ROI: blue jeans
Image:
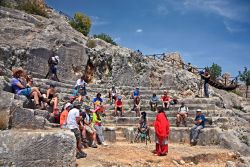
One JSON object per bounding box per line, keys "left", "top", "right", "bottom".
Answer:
{"left": 190, "top": 125, "right": 203, "bottom": 142}
{"left": 204, "top": 83, "right": 209, "bottom": 97}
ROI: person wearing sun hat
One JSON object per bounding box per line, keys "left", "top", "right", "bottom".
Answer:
{"left": 190, "top": 109, "right": 206, "bottom": 145}
{"left": 60, "top": 102, "right": 72, "bottom": 128}
{"left": 11, "top": 68, "right": 43, "bottom": 109}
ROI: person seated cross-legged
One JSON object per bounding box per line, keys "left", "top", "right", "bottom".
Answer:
{"left": 176, "top": 102, "right": 189, "bottom": 127}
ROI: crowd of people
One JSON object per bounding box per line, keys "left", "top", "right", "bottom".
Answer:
{"left": 10, "top": 67, "right": 207, "bottom": 159}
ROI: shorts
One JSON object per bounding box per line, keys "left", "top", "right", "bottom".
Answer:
{"left": 71, "top": 128, "right": 81, "bottom": 141}
{"left": 17, "top": 88, "right": 32, "bottom": 96}
{"left": 85, "top": 125, "right": 95, "bottom": 134}
{"left": 50, "top": 66, "right": 57, "bottom": 74}
{"left": 117, "top": 107, "right": 122, "bottom": 112}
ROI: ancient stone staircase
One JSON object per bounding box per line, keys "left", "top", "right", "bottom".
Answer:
{"left": 30, "top": 78, "right": 233, "bottom": 146}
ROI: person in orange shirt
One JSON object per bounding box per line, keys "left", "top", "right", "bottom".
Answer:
{"left": 161, "top": 91, "right": 171, "bottom": 110}
{"left": 60, "top": 102, "right": 72, "bottom": 128}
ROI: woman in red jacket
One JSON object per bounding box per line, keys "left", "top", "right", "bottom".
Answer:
{"left": 154, "top": 106, "right": 170, "bottom": 156}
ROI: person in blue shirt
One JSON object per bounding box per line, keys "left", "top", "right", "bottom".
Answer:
{"left": 93, "top": 93, "right": 103, "bottom": 109}
{"left": 190, "top": 109, "right": 206, "bottom": 145}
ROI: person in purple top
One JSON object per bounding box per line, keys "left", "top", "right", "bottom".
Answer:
{"left": 190, "top": 109, "right": 206, "bottom": 145}
{"left": 11, "top": 69, "right": 43, "bottom": 109}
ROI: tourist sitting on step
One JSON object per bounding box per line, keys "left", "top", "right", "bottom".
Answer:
{"left": 133, "top": 96, "right": 141, "bottom": 117}
{"left": 60, "top": 102, "right": 72, "bottom": 128}
{"left": 114, "top": 96, "right": 124, "bottom": 117}
{"left": 109, "top": 85, "right": 117, "bottom": 105}
{"left": 161, "top": 91, "right": 171, "bottom": 110}
{"left": 45, "top": 83, "right": 60, "bottom": 122}
{"left": 74, "top": 75, "right": 87, "bottom": 96}
{"left": 132, "top": 87, "right": 140, "bottom": 101}
{"left": 45, "top": 53, "right": 60, "bottom": 82}
{"left": 153, "top": 106, "right": 170, "bottom": 156}
{"left": 149, "top": 93, "right": 159, "bottom": 111}
{"left": 92, "top": 106, "right": 108, "bottom": 146}
{"left": 176, "top": 102, "right": 189, "bottom": 127}
{"left": 80, "top": 106, "right": 98, "bottom": 148}
{"left": 71, "top": 85, "right": 89, "bottom": 104}
{"left": 11, "top": 68, "right": 44, "bottom": 109}
{"left": 93, "top": 93, "right": 103, "bottom": 109}
{"left": 67, "top": 101, "right": 87, "bottom": 159}
{"left": 190, "top": 109, "right": 206, "bottom": 146}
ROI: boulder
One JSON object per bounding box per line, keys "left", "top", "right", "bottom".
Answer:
{"left": 11, "top": 106, "right": 47, "bottom": 129}
{"left": 0, "top": 91, "right": 14, "bottom": 130}
{"left": 0, "top": 129, "right": 76, "bottom": 166}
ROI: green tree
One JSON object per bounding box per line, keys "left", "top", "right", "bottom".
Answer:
{"left": 208, "top": 63, "right": 222, "bottom": 79}
{"left": 93, "top": 33, "right": 117, "bottom": 45}
{"left": 239, "top": 67, "right": 250, "bottom": 98}
{"left": 70, "top": 12, "right": 91, "bottom": 36}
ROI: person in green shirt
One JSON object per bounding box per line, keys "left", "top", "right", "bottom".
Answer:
{"left": 92, "top": 107, "right": 108, "bottom": 146}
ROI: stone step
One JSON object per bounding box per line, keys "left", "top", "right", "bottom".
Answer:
{"left": 116, "top": 136, "right": 127, "bottom": 142}
{"left": 103, "top": 116, "right": 226, "bottom": 127}
{"left": 121, "top": 126, "right": 221, "bottom": 146}
{"left": 106, "top": 109, "right": 226, "bottom": 118}
{"left": 33, "top": 78, "right": 178, "bottom": 91}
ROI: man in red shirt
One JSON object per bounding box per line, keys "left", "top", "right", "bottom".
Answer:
{"left": 114, "top": 96, "right": 124, "bottom": 117}
{"left": 161, "top": 91, "right": 171, "bottom": 110}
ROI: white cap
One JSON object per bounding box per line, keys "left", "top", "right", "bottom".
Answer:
{"left": 64, "top": 102, "right": 72, "bottom": 110}
{"left": 196, "top": 109, "right": 202, "bottom": 112}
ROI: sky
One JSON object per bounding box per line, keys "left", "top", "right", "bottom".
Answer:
{"left": 45, "top": 0, "right": 250, "bottom": 76}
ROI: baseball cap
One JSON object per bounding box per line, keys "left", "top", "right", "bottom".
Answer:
{"left": 64, "top": 102, "right": 72, "bottom": 110}
{"left": 196, "top": 109, "right": 202, "bottom": 112}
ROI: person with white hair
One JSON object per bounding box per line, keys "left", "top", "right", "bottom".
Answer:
{"left": 45, "top": 52, "right": 60, "bottom": 81}
{"left": 190, "top": 109, "right": 206, "bottom": 145}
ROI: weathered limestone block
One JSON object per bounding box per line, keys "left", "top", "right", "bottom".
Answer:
{"left": 0, "top": 130, "right": 76, "bottom": 167}
{"left": 103, "top": 126, "right": 116, "bottom": 142}
{"left": 11, "top": 107, "right": 47, "bottom": 129}
{"left": 0, "top": 91, "right": 14, "bottom": 130}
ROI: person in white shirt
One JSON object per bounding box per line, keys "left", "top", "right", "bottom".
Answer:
{"left": 67, "top": 101, "right": 87, "bottom": 159}
{"left": 176, "top": 102, "right": 189, "bottom": 127}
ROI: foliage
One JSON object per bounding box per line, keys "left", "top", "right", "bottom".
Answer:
{"left": 0, "top": 1, "right": 13, "bottom": 8}
{"left": 239, "top": 67, "right": 250, "bottom": 98}
{"left": 17, "top": 2, "right": 48, "bottom": 18}
{"left": 207, "top": 63, "right": 222, "bottom": 79}
{"left": 230, "top": 89, "right": 243, "bottom": 97}
{"left": 93, "top": 33, "right": 117, "bottom": 45}
{"left": 239, "top": 67, "right": 250, "bottom": 86}
{"left": 86, "top": 39, "right": 96, "bottom": 48}
{"left": 70, "top": 12, "right": 91, "bottom": 36}
{"left": 0, "top": 1, "right": 48, "bottom": 17}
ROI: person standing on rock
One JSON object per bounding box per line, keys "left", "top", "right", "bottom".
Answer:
{"left": 67, "top": 101, "right": 87, "bottom": 159}
{"left": 109, "top": 85, "right": 117, "bottom": 105}
{"left": 201, "top": 70, "right": 210, "bottom": 98}
{"left": 154, "top": 106, "right": 170, "bottom": 156}
{"left": 190, "top": 109, "right": 206, "bottom": 145}
{"left": 45, "top": 53, "right": 60, "bottom": 82}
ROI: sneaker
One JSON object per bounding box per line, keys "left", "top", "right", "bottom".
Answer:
{"left": 76, "top": 152, "right": 87, "bottom": 159}
{"left": 101, "top": 142, "right": 108, "bottom": 146}
{"left": 91, "top": 143, "right": 98, "bottom": 148}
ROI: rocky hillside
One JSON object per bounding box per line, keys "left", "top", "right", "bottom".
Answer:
{"left": 0, "top": 2, "right": 250, "bottom": 167}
